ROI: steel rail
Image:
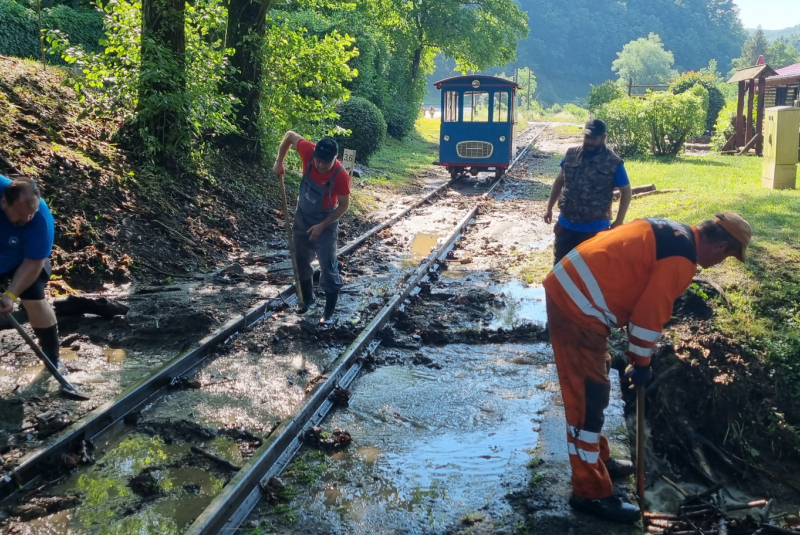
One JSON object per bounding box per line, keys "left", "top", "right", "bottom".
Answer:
{"left": 187, "top": 206, "right": 479, "bottom": 535}
{"left": 0, "top": 175, "right": 455, "bottom": 501}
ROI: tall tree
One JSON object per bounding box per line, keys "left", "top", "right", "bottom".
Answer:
{"left": 139, "top": 0, "right": 187, "bottom": 161}
{"left": 612, "top": 33, "right": 677, "bottom": 87}
{"left": 381, "top": 0, "right": 528, "bottom": 86}
{"left": 732, "top": 26, "right": 769, "bottom": 70}
{"left": 766, "top": 39, "right": 800, "bottom": 69}
{"left": 223, "top": 0, "right": 272, "bottom": 160}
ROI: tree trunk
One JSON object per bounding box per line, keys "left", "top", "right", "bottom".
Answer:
{"left": 223, "top": 0, "right": 271, "bottom": 161}
{"left": 139, "top": 0, "right": 187, "bottom": 161}
{"left": 410, "top": 46, "right": 423, "bottom": 85}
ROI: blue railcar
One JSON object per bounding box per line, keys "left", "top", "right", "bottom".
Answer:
{"left": 433, "top": 75, "right": 520, "bottom": 179}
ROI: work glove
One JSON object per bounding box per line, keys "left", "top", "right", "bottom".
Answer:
{"left": 624, "top": 364, "right": 651, "bottom": 386}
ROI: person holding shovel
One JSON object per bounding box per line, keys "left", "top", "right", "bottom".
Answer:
{"left": 543, "top": 213, "right": 751, "bottom": 524}
{"left": 272, "top": 132, "right": 350, "bottom": 324}
{"left": 0, "top": 176, "right": 62, "bottom": 372}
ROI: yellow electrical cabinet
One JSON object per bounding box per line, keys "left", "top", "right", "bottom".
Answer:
{"left": 762, "top": 106, "right": 800, "bottom": 190}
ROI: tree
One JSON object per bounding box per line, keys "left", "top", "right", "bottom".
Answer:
{"left": 612, "top": 33, "right": 678, "bottom": 88}
{"left": 732, "top": 26, "right": 769, "bottom": 70}
{"left": 139, "top": 0, "right": 187, "bottom": 160}
{"left": 380, "top": 0, "right": 529, "bottom": 86}
{"left": 766, "top": 39, "right": 800, "bottom": 69}
{"left": 223, "top": 0, "right": 272, "bottom": 159}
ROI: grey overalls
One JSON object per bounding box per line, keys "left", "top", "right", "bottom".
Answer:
{"left": 292, "top": 162, "right": 345, "bottom": 294}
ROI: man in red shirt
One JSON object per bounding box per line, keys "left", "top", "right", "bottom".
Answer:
{"left": 273, "top": 132, "right": 351, "bottom": 323}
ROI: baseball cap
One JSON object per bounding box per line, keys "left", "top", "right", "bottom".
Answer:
{"left": 713, "top": 211, "right": 752, "bottom": 261}
{"left": 313, "top": 137, "right": 339, "bottom": 163}
{"left": 583, "top": 119, "right": 607, "bottom": 137}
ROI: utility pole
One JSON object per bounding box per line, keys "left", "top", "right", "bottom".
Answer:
{"left": 527, "top": 68, "right": 531, "bottom": 110}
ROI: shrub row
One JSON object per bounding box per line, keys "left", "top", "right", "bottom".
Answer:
{"left": 0, "top": 0, "right": 103, "bottom": 62}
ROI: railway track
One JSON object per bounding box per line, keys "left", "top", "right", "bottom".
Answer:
{"left": 0, "top": 124, "right": 549, "bottom": 533}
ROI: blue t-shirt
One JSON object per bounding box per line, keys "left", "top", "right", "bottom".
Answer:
{"left": 0, "top": 175, "right": 55, "bottom": 274}
{"left": 557, "top": 154, "right": 629, "bottom": 233}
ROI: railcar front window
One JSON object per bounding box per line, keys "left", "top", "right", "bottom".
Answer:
{"left": 444, "top": 91, "right": 459, "bottom": 122}
{"left": 462, "top": 91, "right": 489, "bottom": 122}
{"left": 493, "top": 92, "right": 509, "bottom": 122}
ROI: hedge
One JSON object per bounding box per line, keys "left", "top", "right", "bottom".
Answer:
{"left": 0, "top": 0, "right": 103, "bottom": 63}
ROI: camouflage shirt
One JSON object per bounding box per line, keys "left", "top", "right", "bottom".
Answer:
{"left": 557, "top": 146, "right": 623, "bottom": 224}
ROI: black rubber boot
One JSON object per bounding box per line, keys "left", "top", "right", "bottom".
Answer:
{"left": 568, "top": 495, "right": 640, "bottom": 524}
{"left": 297, "top": 279, "right": 315, "bottom": 313}
{"left": 33, "top": 325, "right": 60, "bottom": 365}
{"left": 321, "top": 291, "right": 339, "bottom": 324}
{"left": 605, "top": 458, "right": 635, "bottom": 478}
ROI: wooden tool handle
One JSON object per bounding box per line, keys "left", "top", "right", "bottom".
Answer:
{"left": 636, "top": 384, "right": 646, "bottom": 510}
{"left": 277, "top": 174, "right": 304, "bottom": 307}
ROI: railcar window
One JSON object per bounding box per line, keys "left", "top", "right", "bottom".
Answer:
{"left": 493, "top": 92, "right": 509, "bottom": 122}
{"left": 462, "top": 91, "right": 489, "bottom": 122}
{"left": 444, "top": 91, "right": 459, "bottom": 122}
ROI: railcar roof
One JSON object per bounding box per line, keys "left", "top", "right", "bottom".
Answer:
{"left": 433, "top": 75, "right": 521, "bottom": 89}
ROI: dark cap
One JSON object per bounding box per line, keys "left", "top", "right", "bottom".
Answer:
{"left": 313, "top": 137, "right": 339, "bottom": 162}
{"left": 583, "top": 119, "right": 607, "bottom": 137}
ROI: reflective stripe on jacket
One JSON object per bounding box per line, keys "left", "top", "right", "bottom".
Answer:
{"left": 543, "top": 218, "right": 698, "bottom": 366}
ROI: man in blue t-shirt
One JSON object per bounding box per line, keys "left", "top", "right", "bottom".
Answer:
{"left": 0, "top": 176, "right": 62, "bottom": 371}
{"left": 544, "top": 119, "right": 632, "bottom": 263}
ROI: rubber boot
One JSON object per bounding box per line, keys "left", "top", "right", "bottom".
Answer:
{"left": 297, "top": 279, "right": 315, "bottom": 313}
{"left": 568, "top": 495, "right": 640, "bottom": 524}
{"left": 321, "top": 291, "right": 339, "bottom": 324}
{"left": 34, "top": 324, "right": 67, "bottom": 377}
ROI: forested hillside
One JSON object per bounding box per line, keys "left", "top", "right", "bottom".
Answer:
{"left": 511, "top": 0, "right": 746, "bottom": 104}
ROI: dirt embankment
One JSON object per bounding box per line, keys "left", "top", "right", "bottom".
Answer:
{"left": 0, "top": 56, "right": 381, "bottom": 293}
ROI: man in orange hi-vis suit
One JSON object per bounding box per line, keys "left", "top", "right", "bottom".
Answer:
{"left": 543, "top": 213, "right": 752, "bottom": 524}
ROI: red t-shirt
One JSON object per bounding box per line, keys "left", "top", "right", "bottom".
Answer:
{"left": 297, "top": 139, "right": 351, "bottom": 210}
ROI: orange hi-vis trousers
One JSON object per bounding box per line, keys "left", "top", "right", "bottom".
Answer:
{"left": 546, "top": 294, "right": 614, "bottom": 500}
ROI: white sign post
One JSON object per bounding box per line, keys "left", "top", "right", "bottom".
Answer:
{"left": 342, "top": 149, "right": 356, "bottom": 174}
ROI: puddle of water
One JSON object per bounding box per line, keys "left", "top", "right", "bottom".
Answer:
{"left": 48, "top": 433, "right": 226, "bottom": 534}
{"left": 104, "top": 348, "right": 127, "bottom": 363}
{"left": 403, "top": 233, "right": 442, "bottom": 267}
{"left": 275, "top": 343, "right": 553, "bottom": 533}
{"left": 488, "top": 281, "right": 548, "bottom": 328}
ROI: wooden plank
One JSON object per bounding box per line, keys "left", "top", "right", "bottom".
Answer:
{"left": 737, "top": 133, "right": 761, "bottom": 155}
{"left": 736, "top": 81, "right": 745, "bottom": 148}
{"left": 756, "top": 76, "right": 766, "bottom": 156}
{"left": 722, "top": 133, "right": 737, "bottom": 152}
{"left": 746, "top": 80, "right": 755, "bottom": 145}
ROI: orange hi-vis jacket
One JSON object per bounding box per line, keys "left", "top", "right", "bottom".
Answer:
{"left": 543, "top": 218, "right": 699, "bottom": 367}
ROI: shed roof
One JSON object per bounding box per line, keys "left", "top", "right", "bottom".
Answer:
{"left": 727, "top": 64, "right": 778, "bottom": 83}
{"left": 765, "top": 62, "right": 800, "bottom": 86}
{"left": 433, "top": 75, "right": 521, "bottom": 90}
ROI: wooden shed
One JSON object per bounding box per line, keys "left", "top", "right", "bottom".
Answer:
{"left": 765, "top": 62, "right": 800, "bottom": 108}
{"left": 725, "top": 64, "right": 778, "bottom": 155}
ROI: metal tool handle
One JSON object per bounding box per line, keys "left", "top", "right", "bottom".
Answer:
{"left": 3, "top": 312, "right": 77, "bottom": 393}
{"left": 276, "top": 173, "right": 304, "bottom": 308}
{"left": 636, "top": 384, "right": 646, "bottom": 510}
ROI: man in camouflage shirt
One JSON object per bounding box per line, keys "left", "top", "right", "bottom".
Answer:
{"left": 544, "top": 119, "right": 632, "bottom": 263}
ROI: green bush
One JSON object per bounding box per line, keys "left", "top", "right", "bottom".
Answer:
{"left": 670, "top": 71, "right": 724, "bottom": 133}
{"left": 596, "top": 97, "right": 648, "bottom": 157}
{"left": 0, "top": 0, "right": 102, "bottom": 62}
{"left": 334, "top": 97, "right": 387, "bottom": 164}
{"left": 710, "top": 100, "right": 737, "bottom": 151}
{"left": 587, "top": 80, "right": 625, "bottom": 113}
{"left": 642, "top": 84, "right": 708, "bottom": 156}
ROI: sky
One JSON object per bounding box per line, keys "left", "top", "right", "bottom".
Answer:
{"left": 734, "top": 0, "right": 800, "bottom": 30}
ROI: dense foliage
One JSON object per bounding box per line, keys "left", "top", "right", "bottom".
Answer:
{"left": 511, "top": 0, "right": 746, "bottom": 104}
{"left": 670, "top": 71, "right": 724, "bottom": 133}
{"left": 333, "top": 97, "right": 387, "bottom": 164}
{"left": 0, "top": 0, "right": 103, "bottom": 62}
{"left": 586, "top": 80, "right": 625, "bottom": 114}
{"left": 598, "top": 85, "right": 708, "bottom": 157}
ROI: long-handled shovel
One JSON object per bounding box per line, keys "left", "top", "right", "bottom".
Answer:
{"left": 276, "top": 173, "right": 305, "bottom": 310}
{"left": 3, "top": 313, "right": 90, "bottom": 401}
{"left": 636, "top": 384, "right": 646, "bottom": 511}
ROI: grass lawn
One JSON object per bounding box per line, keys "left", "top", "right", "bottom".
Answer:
{"left": 364, "top": 118, "right": 440, "bottom": 188}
